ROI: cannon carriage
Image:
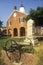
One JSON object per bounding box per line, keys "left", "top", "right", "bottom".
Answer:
{"left": 3, "top": 39, "right": 33, "bottom": 63}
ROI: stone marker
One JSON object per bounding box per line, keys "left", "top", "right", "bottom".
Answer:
{"left": 25, "top": 19, "right": 38, "bottom": 46}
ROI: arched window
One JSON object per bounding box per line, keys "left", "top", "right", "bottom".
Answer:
{"left": 20, "top": 27, "right": 25, "bottom": 36}
{"left": 14, "top": 28, "right": 18, "bottom": 36}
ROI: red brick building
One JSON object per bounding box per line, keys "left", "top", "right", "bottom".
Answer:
{"left": 6, "top": 5, "right": 27, "bottom": 37}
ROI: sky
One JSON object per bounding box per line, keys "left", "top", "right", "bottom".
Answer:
{"left": 0, "top": 0, "right": 43, "bottom": 26}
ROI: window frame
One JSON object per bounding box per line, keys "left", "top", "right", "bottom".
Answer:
{"left": 7, "top": 21, "right": 12, "bottom": 26}
{"left": 19, "top": 17, "right": 24, "bottom": 23}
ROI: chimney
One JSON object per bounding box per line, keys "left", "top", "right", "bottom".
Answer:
{"left": 14, "top": 6, "right": 17, "bottom": 10}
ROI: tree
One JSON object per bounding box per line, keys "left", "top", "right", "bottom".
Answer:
{"left": 0, "top": 20, "right": 3, "bottom": 27}
{"left": 26, "top": 7, "right": 43, "bottom": 26}
{"left": 0, "top": 20, "right": 3, "bottom": 37}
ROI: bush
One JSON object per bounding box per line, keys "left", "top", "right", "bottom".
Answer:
{"left": 21, "top": 45, "right": 34, "bottom": 53}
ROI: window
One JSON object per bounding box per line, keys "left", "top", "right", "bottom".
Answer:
{"left": 20, "top": 27, "right": 25, "bottom": 36}
{"left": 7, "top": 21, "right": 12, "bottom": 26}
{"left": 19, "top": 17, "right": 24, "bottom": 23}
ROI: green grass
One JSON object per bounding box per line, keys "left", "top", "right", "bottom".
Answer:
{"left": 13, "top": 38, "right": 25, "bottom": 42}
{"left": 0, "top": 38, "right": 25, "bottom": 50}
{"left": 0, "top": 38, "right": 10, "bottom": 50}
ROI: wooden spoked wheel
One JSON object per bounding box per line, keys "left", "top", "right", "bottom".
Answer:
{"left": 3, "top": 40, "right": 21, "bottom": 63}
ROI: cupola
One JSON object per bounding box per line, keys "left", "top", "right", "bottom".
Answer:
{"left": 19, "top": 4, "right": 25, "bottom": 13}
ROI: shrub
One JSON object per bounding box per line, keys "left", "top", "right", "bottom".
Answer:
{"left": 21, "top": 45, "right": 34, "bottom": 53}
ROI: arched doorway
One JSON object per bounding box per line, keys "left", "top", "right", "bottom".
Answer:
{"left": 14, "top": 28, "right": 18, "bottom": 36}
{"left": 20, "top": 27, "right": 25, "bottom": 36}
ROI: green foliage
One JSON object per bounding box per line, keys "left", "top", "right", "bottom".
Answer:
{"left": 0, "top": 20, "right": 3, "bottom": 28}
{"left": 21, "top": 45, "right": 34, "bottom": 53}
{"left": 26, "top": 7, "right": 43, "bottom": 26}
{"left": 13, "top": 38, "right": 25, "bottom": 42}
{"left": 0, "top": 20, "right": 3, "bottom": 38}
{"left": 0, "top": 38, "right": 11, "bottom": 50}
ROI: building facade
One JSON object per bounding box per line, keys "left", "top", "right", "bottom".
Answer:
{"left": 6, "top": 5, "right": 27, "bottom": 37}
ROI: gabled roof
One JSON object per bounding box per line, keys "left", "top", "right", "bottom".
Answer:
{"left": 6, "top": 10, "right": 28, "bottom": 21}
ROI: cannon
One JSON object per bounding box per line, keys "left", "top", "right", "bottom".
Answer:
{"left": 3, "top": 39, "right": 22, "bottom": 62}
{"left": 3, "top": 39, "right": 33, "bottom": 63}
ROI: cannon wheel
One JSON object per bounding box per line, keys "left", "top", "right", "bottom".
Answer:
{"left": 3, "top": 39, "right": 21, "bottom": 63}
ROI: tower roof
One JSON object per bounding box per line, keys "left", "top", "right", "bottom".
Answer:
{"left": 20, "top": 4, "right": 24, "bottom": 7}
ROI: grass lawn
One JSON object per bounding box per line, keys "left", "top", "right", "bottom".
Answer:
{"left": 0, "top": 38, "right": 10, "bottom": 50}
{"left": 0, "top": 37, "right": 25, "bottom": 50}
{"left": 34, "top": 41, "right": 43, "bottom": 65}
